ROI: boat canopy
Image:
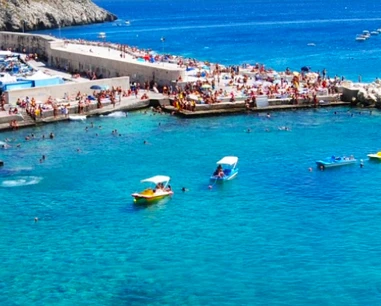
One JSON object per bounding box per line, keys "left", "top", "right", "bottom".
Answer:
{"left": 141, "top": 175, "right": 170, "bottom": 184}
{"left": 216, "top": 156, "right": 238, "bottom": 166}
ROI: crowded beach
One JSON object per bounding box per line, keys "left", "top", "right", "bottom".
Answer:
{"left": 1, "top": 33, "right": 380, "bottom": 131}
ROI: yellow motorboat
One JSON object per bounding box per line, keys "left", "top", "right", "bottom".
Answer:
{"left": 131, "top": 175, "right": 173, "bottom": 203}
{"left": 367, "top": 151, "right": 381, "bottom": 160}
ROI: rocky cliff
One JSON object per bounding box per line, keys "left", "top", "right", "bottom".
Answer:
{"left": 0, "top": 0, "right": 117, "bottom": 32}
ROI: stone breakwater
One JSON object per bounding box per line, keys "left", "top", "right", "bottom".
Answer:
{"left": 0, "top": 0, "right": 117, "bottom": 32}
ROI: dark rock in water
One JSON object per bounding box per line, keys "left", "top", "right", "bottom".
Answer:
{"left": 0, "top": 0, "right": 117, "bottom": 32}
{"left": 0, "top": 161, "right": 4, "bottom": 167}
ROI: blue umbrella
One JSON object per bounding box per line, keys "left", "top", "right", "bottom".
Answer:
{"left": 90, "top": 85, "right": 109, "bottom": 90}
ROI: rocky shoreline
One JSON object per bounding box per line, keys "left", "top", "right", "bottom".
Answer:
{"left": 0, "top": 0, "right": 117, "bottom": 32}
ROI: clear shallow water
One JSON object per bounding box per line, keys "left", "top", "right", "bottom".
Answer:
{"left": 35, "top": 0, "right": 381, "bottom": 82}
{"left": 2, "top": 108, "right": 381, "bottom": 305}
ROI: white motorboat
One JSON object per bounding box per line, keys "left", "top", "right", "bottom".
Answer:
{"left": 97, "top": 32, "right": 106, "bottom": 39}
{"left": 355, "top": 35, "right": 367, "bottom": 41}
{"left": 362, "top": 30, "right": 371, "bottom": 39}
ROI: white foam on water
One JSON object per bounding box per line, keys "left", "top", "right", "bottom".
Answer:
{"left": 105, "top": 111, "right": 128, "bottom": 118}
{"left": 1, "top": 176, "right": 43, "bottom": 187}
{"left": 11, "top": 166, "right": 34, "bottom": 172}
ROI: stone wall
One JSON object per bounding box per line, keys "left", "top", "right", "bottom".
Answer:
{"left": 0, "top": 32, "right": 53, "bottom": 59}
{"left": 5, "top": 77, "right": 130, "bottom": 106}
{"left": 341, "top": 86, "right": 359, "bottom": 104}
{"left": 0, "top": 113, "right": 23, "bottom": 124}
{"left": 0, "top": 32, "right": 185, "bottom": 85}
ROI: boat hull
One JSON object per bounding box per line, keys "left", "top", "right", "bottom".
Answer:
{"left": 367, "top": 154, "right": 381, "bottom": 160}
{"left": 210, "top": 170, "right": 238, "bottom": 181}
{"left": 316, "top": 159, "right": 356, "bottom": 168}
{"left": 132, "top": 190, "right": 173, "bottom": 203}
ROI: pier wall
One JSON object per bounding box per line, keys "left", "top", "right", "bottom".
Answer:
{"left": 341, "top": 86, "right": 359, "bottom": 103}
{"left": 5, "top": 77, "right": 130, "bottom": 106}
{"left": 0, "top": 32, "right": 184, "bottom": 85}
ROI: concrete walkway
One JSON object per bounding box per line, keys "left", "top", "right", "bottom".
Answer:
{"left": 0, "top": 90, "right": 169, "bottom": 132}
{"left": 22, "top": 56, "right": 90, "bottom": 83}
{"left": 57, "top": 42, "right": 182, "bottom": 72}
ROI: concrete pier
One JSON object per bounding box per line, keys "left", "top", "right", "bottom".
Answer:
{"left": 0, "top": 32, "right": 185, "bottom": 85}
{"left": 163, "top": 94, "right": 349, "bottom": 117}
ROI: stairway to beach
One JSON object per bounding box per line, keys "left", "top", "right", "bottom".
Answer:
{"left": 19, "top": 109, "right": 37, "bottom": 128}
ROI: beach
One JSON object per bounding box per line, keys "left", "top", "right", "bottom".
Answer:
{"left": 0, "top": 34, "right": 355, "bottom": 131}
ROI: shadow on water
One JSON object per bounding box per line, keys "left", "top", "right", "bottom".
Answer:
{"left": 130, "top": 196, "right": 172, "bottom": 211}
{"left": 111, "top": 275, "right": 199, "bottom": 306}
{"left": 367, "top": 158, "right": 381, "bottom": 164}
{"left": 205, "top": 178, "right": 237, "bottom": 191}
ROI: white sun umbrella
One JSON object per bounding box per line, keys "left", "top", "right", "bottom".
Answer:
{"left": 253, "top": 80, "right": 264, "bottom": 86}
{"left": 262, "top": 81, "right": 273, "bottom": 87}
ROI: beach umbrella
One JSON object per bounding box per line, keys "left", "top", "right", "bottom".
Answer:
{"left": 201, "top": 84, "right": 211, "bottom": 89}
{"left": 90, "top": 84, "right": 109, "bottom": 90}
{"left": 253, "top": 80, "right": 263, "bottom": 86}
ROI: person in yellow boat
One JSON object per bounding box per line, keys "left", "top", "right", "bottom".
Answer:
{"left": 155, "top": 182, "right": 164, "bottom": 190}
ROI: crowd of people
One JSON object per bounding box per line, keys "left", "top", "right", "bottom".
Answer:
{"left": 163, "top": 62, "right": 343, "bottom": 112}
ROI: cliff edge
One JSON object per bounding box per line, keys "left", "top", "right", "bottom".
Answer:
{"left": 0, "top": 0, "right": 117, "bottom": 31}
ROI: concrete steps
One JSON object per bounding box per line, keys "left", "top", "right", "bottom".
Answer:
{"left": 18, "top": 110, "right": 37, "bottom": 128}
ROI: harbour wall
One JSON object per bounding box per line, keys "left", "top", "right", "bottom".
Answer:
{"left": 0, "top": 32, "right": 185, "bottom": 85}
{"left": 5, "top": 77, "right": 130, "bottom": 105}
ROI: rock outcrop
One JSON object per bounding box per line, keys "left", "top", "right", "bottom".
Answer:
{"left": 0, "top": 0, "right": 117, "bottom": 32}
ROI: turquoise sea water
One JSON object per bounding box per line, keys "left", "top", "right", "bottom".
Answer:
{"left": 2, "top": 108, "right": 381, "bottom": 305}
{"left": 4, "top": 0, "right": 381, "bottom": 304}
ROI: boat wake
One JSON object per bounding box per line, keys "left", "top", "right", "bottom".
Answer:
{"left": 1, "top": 176, "right": 43, "bottom": 187}
{"left": 1, "top": 166, "right": 34, "bottom": 175}
{"left": 121, "top": 17, "right": 381, "bottom": 34}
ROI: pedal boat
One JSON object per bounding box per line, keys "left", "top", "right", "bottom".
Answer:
{"left": 132, "top": 175, "right": 173, "bottom": 203}
{"left": 210, "top": 156, "right": 239, "bottom": 181}
{"left": 367, "top": 151, "right": 381, "bottom": 160}
{"left": 316, "top": 156, "right": 356, "bottom": 169}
